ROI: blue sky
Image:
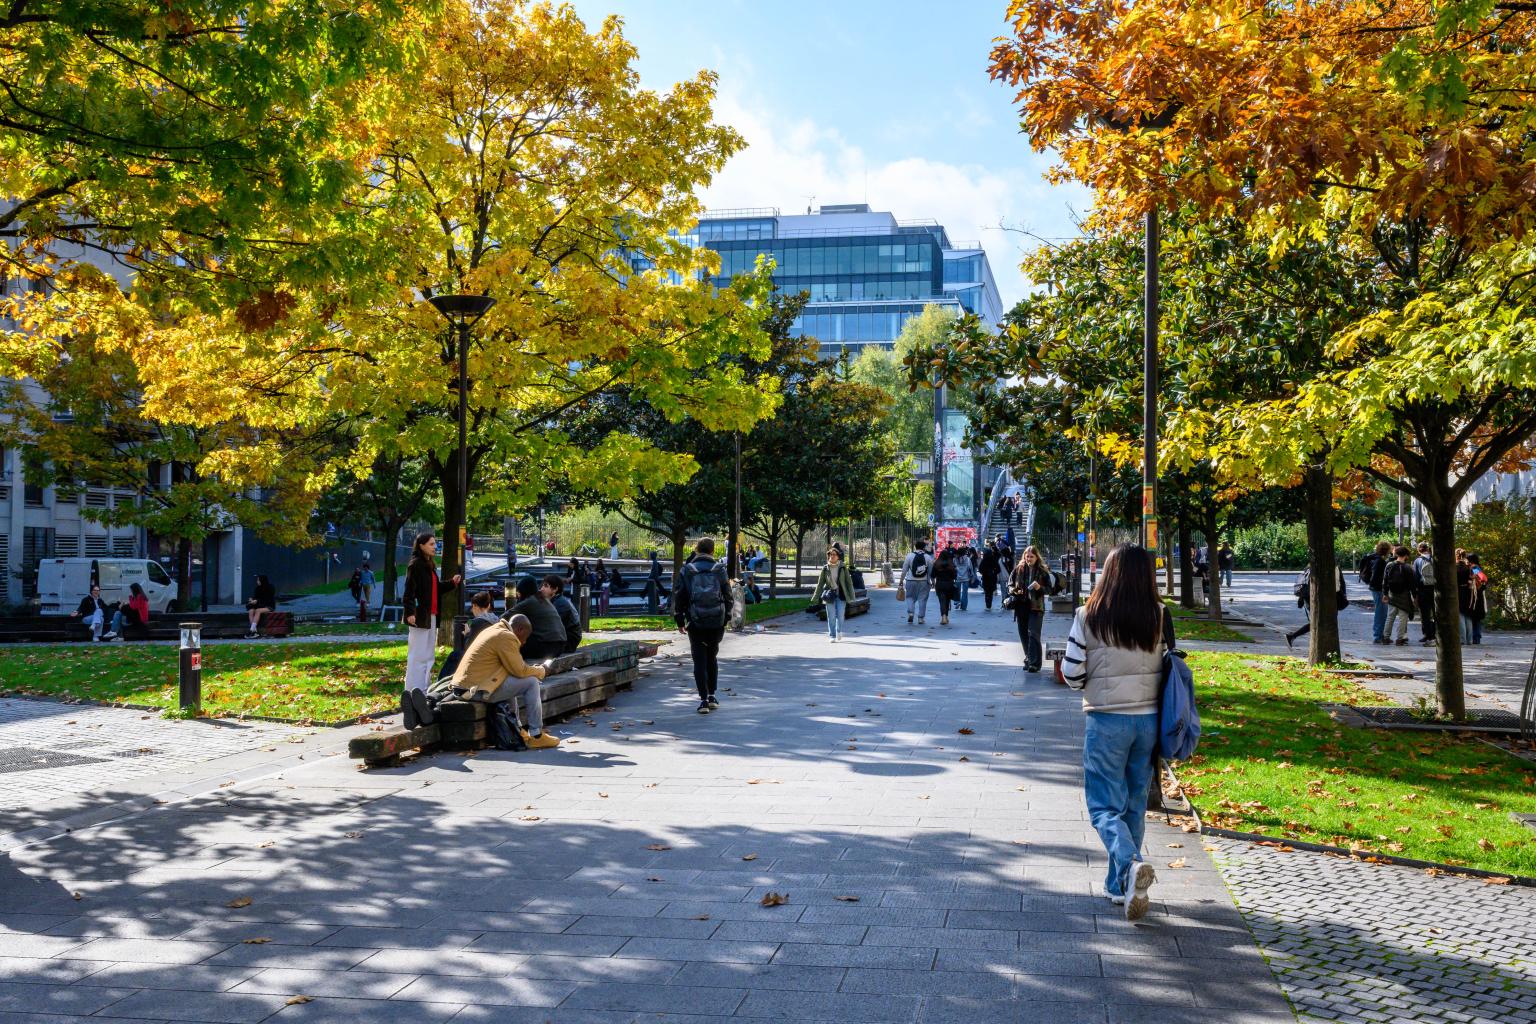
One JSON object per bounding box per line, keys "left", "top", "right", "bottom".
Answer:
{"left": 567, "top": 0, "right": 1089, "bottom": 308}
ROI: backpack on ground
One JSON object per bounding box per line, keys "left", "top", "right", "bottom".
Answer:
{"left": 487, "top": 702, "right": 527, "bottom": 751}
{"left": 1358, "top": 553, "right": 1377, "bottom": 587}
{"left": 683, "top": 562, "right": 727, "bottom": 629}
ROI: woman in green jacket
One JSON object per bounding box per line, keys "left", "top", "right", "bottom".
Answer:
{"left": 812, "top": 548, "right": 856, "bottom": 642}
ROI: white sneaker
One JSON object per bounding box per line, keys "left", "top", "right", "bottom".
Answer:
{"left": 1108, "top": 893, "right": 1125, "bottom": 906}
{"left": 1124, "top": 861, "right": 1156, "bottom": 921}
{"left": 102, "top": 632, "right": 117, "bottom": 641}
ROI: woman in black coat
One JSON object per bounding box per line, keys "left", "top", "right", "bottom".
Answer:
{"left": 245, "top": 575, "right": 277, "bottom": 638}
{"left": 979, "top": 543, "right": 1002, "bottom": 610}
{"left": 402, "top": 532, "right": 461, "bottom": 693}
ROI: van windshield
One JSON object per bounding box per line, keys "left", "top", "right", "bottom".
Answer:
{"left": 146, "top": 562, "right": 171, "bottom": 586}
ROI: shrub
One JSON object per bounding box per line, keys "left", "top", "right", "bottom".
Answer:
{"left": 1458, "top": 497, "right": 1536, "bottom": 627}
{"left": 1230, "top": 523, "right": 1390, "bottom": 572}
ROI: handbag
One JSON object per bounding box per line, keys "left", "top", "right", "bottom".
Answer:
{"left": 896, "top": 582, "right": 906, "bottom": 602}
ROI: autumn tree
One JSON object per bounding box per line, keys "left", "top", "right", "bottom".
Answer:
{"left": 990, "top": 1, "right": 1536, "bottom": 707}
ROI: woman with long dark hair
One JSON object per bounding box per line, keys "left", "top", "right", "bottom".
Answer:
{"left": 245, "top": 574, "right": 277, "bottom": 638}
{"left": 1009, "top": 545, "right": 1053, "bottom": 672}
{"left": 1061, "top": 544, "right": 1169, "bottom": 921}
{"left": 401, "top": 531, "right": 462, "bottom": 693}
{"left": 932, "top": 549, "right": 958, "bottom": 625}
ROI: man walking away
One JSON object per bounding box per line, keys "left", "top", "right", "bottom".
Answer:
{"left": 1285, "top": 565, "right": 1347, "bottom": 649}
{"left": 1362, "top": 540, "right": 1392, "bottom": 642}
{"left": 1382, "top": 546, "right": 1416, "bottom": 646}
{"left": 1218, "top": 542, "right": 1235, "bottom": 590}
{"left": 1413, "top": 542, "right": 1436, "bottom": 644}
{"left": 979, "top": 541, "right": 1002, "bottom": 610}
{"left": 359, "top": 559, "right": 375, "bottom": 620}
{"left": 675, "top": 537, "right": 730, "bottom": 714}
{"left": 901, "top": 540, "right": 935, "bottom": 624}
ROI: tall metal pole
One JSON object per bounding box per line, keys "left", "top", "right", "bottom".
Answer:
{"left": 1089, "top": 445, "right": 1098, "bottom": 588}
{"left": 456, "top": 320, "right": 469, "bottom": 617}
{"left": 1142, "top": 208, "right": 1160, "bottom": 555}
{"left": 730, "top": 431, "right": 742, "bottom": 578}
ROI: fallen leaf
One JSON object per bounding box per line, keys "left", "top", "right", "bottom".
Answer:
{"left": 646, "top": 876, "right": 663, "bottom": 882}
{"left": 598, "top": 793, "right": 609, "bottom": 799}
{"left": 760, "top": 892, "right": 789, "bottom": 907}
{"left": 520, "top": 816, "right": 541, "bottom": 822}
{"left": 71, "top": 891, "right": 83, "bottom": 901}
{"left": 343, "top": 831, "right": 363, "bottom": 839}
{"left": 284, "top": 995, "right": 312, "bottom": 1006}
{"left": 243, "top": 938, "right": 271, "bottom": 944}
{"left": 1476, "top": 838, "right": 1495, "bottom": 852}
{"left": 1166, "top": 843, "right": 1183, "bottom": 849}
{"left": 741, "top": 854, "right": 758, "bottom": 861}
{"left": 957, "top": 728, "right": 974, "bottom": 735}
{"left": 227, "top": 896, "right": 253, "bottom": 909}
{"left": 957, "top": 756, "right": 969, "bottom": 762}
{"left": 643, "top": 783, "right": 658, "bottom": 789}
{"left": 833, "top": 895, "right": 860, "bottom": 902}
{"left": 1485, "top": 876, "right": 1512, "bottom": 886}
{"left": 1168, "top": 858, "right": 1187, "bottom": 869}
{"left": 645, "top": 844, "right": 672, "bottom": 851}
{"left": 691, "top": 914, "right": 711, "bottom": 921}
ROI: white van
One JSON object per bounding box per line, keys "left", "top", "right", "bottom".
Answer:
{"left": 37, "top": 558, "right": 177, "bottom": 616}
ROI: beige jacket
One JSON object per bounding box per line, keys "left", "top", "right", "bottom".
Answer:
{"left": 450, "top": 621, "right": 546, "bottom": 699}
{"left": 1060, "top": 607, "right": 1165, "bottom": 715}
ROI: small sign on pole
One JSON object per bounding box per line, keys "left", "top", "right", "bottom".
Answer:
{"left": 178, "top": 622, "right": 202, "bottom": 714}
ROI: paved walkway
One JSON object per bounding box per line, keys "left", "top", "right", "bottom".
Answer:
{"left": 0, "top": 591, "right": 1292, "bottom": 1023}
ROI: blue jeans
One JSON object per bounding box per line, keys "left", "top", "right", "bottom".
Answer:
{"left": 1083, "top": 712, "right": 1159, "bottom": 897}
{"left": 1220, "top": 567, "right": 1232, "bottom": 588}
{"left": 825, "top": 595, "right": 845, "bottom": 638}
{"left": 1462, "top": 614, "right": 1482, "bottom": 644}
{"left": 958, "top": 579, "right": 970, "bottom": 611}
{"left": 1370, "top": 589, "right": 1387, "bottom": 641}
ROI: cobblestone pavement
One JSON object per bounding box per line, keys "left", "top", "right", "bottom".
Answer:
{"left": 0, "top": 697, "right": 304, "bottom": 826}
{"left": 1209, "top": 838, "right": 1536, "bottom": 1024}
{"left": 0, "top": 592, "right": 1294, "bottom": 1024}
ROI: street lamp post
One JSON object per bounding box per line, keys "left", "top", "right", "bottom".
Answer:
{"left": 425, "top": 292, "right": 496, "bottom": 643}
{"left": 1142, "top": 209, "right": 1160, "bottom": 556}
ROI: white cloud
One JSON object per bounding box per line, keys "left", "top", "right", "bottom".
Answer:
{"left": 701, "top": 92, "right": 1090, "bottom": 310}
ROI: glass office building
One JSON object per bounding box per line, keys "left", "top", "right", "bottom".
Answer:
{"left": 696, "top": 204, "right": 1003, "bottom": 358}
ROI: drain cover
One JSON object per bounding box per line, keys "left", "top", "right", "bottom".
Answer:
{"left": 0, "top": 746, "right": 109, "bottom": 774}
{"left": 1353, "top": 706, "right": 1531, "bottom": 733}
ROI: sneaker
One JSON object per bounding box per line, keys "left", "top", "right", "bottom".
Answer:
{"left": 1108, "top": 893, "right": 1126, "bottom": 906}
{"left": 907, "top": 614, "right": 914, "bottom": 624}
{"left": 409, "top": 688, "right": 436, "bottom": 727}
{"left": 918, "top": 617, "right": 925, "bottom": 624}
{"left": 401, "top": 691, "right": 420, "bottom": 731}
{"left": 1124, "top": 861, "right": 1156, "bottom": 921}
{"left": 102, "top": 631, "right": 117, "bottom": 641}
{"left": 246, "top": 632, "right": 259, "bottom": 640}
{"left": 707, "top": 695, "right": 719, "bottom": 709}
{"left": 523, "top": 731, "right": 560, "bottom": 750}
{"left": 1372, "top": 638, "right": 1388, "bottom": 645}
{"left": 941, "top": 615, "right": 949, "bottom": 625}
{"left": 1396, "top": 638, "right": 1409, "bottom": 646}
{"left": 697, "top": 701, "right": 712, "bottom": 715}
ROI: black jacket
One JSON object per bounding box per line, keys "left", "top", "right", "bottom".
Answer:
{"left": 674, "top": 556, "right": 729, "bottom": 628}
{"left": 979, "top": 548, "right": 1001, "bottom": 581}
{"left": 75, "top": 595, "right": 108, "bottom": 617}
{"left": 509, "top": 594, "right": 567, "bottom": 646}
{"left": 251, "top": 580, "right": 277, "bottom": 609}
{"left": 1366, "top": 553, "right": 1388, "bottom": 590}
{"left": 402, "top": 557, "right": 452, "bottom": 625}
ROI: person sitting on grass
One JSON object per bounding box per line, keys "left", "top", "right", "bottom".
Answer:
{"left": 504, "top": 575, "right": 567, "bottom": 659}
{"left": 541, "top": 575, "right": 582, "bottom": 653}
{"left": 439, "top": 613, "right": 559, "bottom": 749}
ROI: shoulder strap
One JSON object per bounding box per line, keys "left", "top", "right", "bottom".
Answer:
{"left": 1160, "top": 605, "right": 1177, "bottom": 651}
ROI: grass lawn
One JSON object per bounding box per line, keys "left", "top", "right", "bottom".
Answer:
{"left": 0, "top": 641, "right": 408, "bottom": 722}
{"left": 300, "top": 621, "right": 397, "bottom": 636}
{"left": 1165, "top": 600, "right": 1254, "bottom": 643}
{"left": 1179, "top": 651, "right": 1536, "bottom": 877}
{"left": 588, "top": 596, "right": 809, "bottom": 632}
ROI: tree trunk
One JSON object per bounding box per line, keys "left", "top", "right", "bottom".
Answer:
{"left": 1424, "top": 485, "right": 1466, "bottom": 719}
{"left": 670, "top": 527, "right": 686, "bottom": 582}
{"left": 175, "top": 536, "right": 193, "bottom": 611}
{"left": 1302, "top": 464, "right": 1341, "bottom": 665}
{"left": 1177, "top": 514, "right": 1195, "bottom": 608}
{"left": 768, "top": 533, "right": 779, "bottom": 601}
{"left": 382, "top": 526, "right": 400, "bottom": 609}
{"left": 1204, "top": 504, "right": 1223, "bottom": 623}
{"left": 794, "top": 524, "right": 808, "bottom": 587}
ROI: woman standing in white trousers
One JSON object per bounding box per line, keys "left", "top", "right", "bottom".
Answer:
{"left": 401, "top": 531, "right": 462, "bottom": 692}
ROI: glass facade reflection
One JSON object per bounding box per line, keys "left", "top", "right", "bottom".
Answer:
{"left": 693, "top": 204, "right": 1003, "bottom": 358}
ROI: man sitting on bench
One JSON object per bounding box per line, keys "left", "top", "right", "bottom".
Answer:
{"left": 505, "top": 575, "right": 566, "bottom": 659}
{"left": 443, "top": 613, "right": 560, "bottom": 749}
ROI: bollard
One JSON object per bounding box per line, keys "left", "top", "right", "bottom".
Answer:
{"left": 178, "top": 622, "right": 202, "bottom": 714}
{"left": 645, "top": 578, "right": 659, "bottom": 615}
{"left": 578, "top": 584, "right": 591, "bottom": 632}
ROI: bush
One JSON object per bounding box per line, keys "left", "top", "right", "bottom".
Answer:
{"left": 1230, "top": 523, "right": 1388, "bottom": 572}
{"left": 1458, "top": 497, "right": 1536, "bottom": 627}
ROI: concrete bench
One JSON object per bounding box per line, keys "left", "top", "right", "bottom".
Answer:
{"left": 347, "top": 639, "right": 654, "bottom": 768}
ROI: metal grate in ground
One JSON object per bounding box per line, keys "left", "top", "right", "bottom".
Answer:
{"left": 0, "top": 746, "right": 108, "bottom": 774}
{"left": 1352, "top": 705, "right": 1531, "bottom": 733}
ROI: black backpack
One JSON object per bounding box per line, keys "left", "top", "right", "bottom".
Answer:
{"left": 909, "top": 553, "right": 930, "bottom": 579}
{"left": 1358, "top": 554, "right": 1376, "bottom": 587}
{"left": 683, "top": 562, "right": 727, "bottom": 628}
{"left": 486, "top": 702, "right": 527, "bottom": 751}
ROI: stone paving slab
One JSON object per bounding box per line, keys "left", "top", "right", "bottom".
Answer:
{"left": 1211, "top": 837, "right": 1536, "bottom": 1024}
{"left": 0, "top": 591, "right": 1289, "bottom": 1022}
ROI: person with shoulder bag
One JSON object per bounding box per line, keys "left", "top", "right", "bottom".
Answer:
{"left": 1008, "top": 545, "right": 1053, "bottom": 672}
{"left": 1060, "top": 544, "right": 1170, "bottom": 922}
{"left": 811, "top": 547, "right": 856, "bottom": 642}
{"left": 401, "top": 531, "right": 463, "bottom": 695}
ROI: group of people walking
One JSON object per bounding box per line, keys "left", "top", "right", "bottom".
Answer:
{"left": 1359, "top": 541, "right": 1489, "bottom": 645}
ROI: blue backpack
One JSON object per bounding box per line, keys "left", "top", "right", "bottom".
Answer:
{"left": 1157, "top": 616, "right": 1201, "bottom": 761}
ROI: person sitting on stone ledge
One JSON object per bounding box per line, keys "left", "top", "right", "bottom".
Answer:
{"left": 435, "top": 613, "right": 560, "bottom": 749}
{"left": 541, "top": 574, "right": 583, "bottom": 653}
{"left": 434, "top": 590, "right": 501, "bottom": 683}
{"left": 505, "top": 575, "right": 567, "bottom": 659}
